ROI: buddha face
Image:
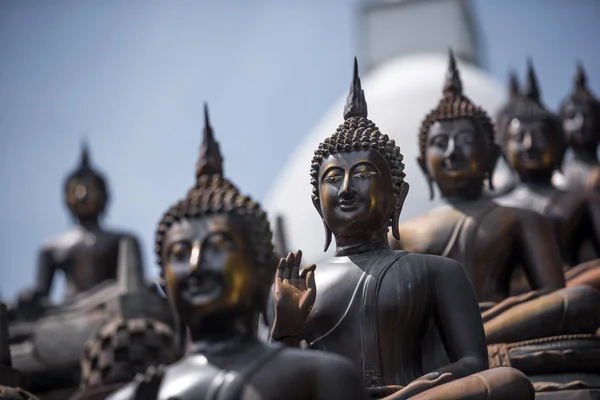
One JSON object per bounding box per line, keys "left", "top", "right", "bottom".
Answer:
{"left": 65, "top": 176, "right": 106, "bottom": 218}
{"left": 561, "top": 99, "right": 599, "bottom": 147}
{"left": 162, "top": 214, "right": 256, "bottom": 323}
{"left": 425, "top": 119, "right": 488, "bottom": 193}
{"left": 316, "top": 149, "right": 396, "bottom": 238}
{"left": 505, "top": 117, "right": 563, "bottom": 173}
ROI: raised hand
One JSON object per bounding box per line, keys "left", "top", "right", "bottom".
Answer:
{"left": 133, "top": 365, "right": 165, "bottom": 400}
{"left": 271, "top": 250, "right": 316, "bottom": 341}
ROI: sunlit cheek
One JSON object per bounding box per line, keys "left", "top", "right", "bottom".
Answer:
{"left": 225, "top": 252, "right": 253, "bottom": 306}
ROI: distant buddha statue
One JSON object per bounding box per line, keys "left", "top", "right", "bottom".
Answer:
{"left": 18, "top": 142, "right": 144, "bottom": 305}
{"left": 390, "top": 52, "right": 566, "bottom": 304}
{"left": 270, "top": 58, "right": 533, "bottom": 399}
{"left": 388, "top": 52, "right": 600, "bottom": 395}
{"left": 559, "top": 62, "right": 600, "bottom": 193}
{"left": 495, "top": 61, "right": 600, "bottom": 280}
{"left": 108, "top": 105, "right": 369, "bottom": 400}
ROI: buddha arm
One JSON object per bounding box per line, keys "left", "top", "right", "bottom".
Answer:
{"left": 517, "top": 210, "right": 565, "bottom": 290}
{"left": 585, "top": 198, "right": 600, "bottom": 254}
{"left": 35, "top": 248, "right": 56, "bottom": 297}
{"left": 431, "top": 258, "right": 488, "bottom": 378}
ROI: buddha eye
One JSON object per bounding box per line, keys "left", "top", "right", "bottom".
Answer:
{"left": 353, "top": 170, "right": 376, "bottom": 179}
{"left": 169, "top": 242, "right": 191, "bottom": 262}
{"left": 431, "top": 135, "right": 448, "bottom": 148}
{"left": 457, "top": 132, "right": 475, "bottom": 144}
{"left": 323, "top": 175, "right": 342, "bottom": 184}
{"left": 205, "top": 232, "right": 235, "bottom": 251}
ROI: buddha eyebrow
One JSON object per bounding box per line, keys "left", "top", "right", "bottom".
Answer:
{"left": 350, "top": 161, "right": 378, "bottom": 173}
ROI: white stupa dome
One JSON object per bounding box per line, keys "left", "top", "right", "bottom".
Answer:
{"left": 264, "top": 52, "right": 507, "bottom": 265}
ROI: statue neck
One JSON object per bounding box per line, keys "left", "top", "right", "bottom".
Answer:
{"left": 439, "top": 182, "right": 483, "bottom": 201}
{"left": 517, "top": 168, "right": 554, "bottom": 186}
{"left": 571, "top": 144, "right": 599, "bottom": 163}
{"left": 188, "top": 311, "right": 257, "bottom": 344}
{"left": 76, "top": 215, "right": 100, "bottom": 230}
{"left": 334, "top": 227, "right": 390, "bottom": 257}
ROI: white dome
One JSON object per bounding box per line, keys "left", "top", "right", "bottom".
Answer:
{"left": 264, "top": 53, "right": 507, "bottom": 265}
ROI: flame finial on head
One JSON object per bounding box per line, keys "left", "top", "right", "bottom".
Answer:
{"left": 343, "top": 57, "right": 368, "bottom": 120}
{"left": 443, "top": 49, "right": 463, "bottom": 95}
{"left": 525, "top": 59, "right": 541, "bottom": 102}
{"left": 508, "top": 70, "right": 520, "bottom": 99}
{"left": 575, "top": 61, "right": 588, "bottom": 92}
{"left": 80, "top": 137, "right": 90, "bottom": 169}
{"left": 195, "top": 102, "right": 224, "bottom": 181}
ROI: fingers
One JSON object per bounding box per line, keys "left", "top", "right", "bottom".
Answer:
{"left": 284, "top": 252, "right": 295, "bottom": 280}
{"left": 275, "top": 258, "right": 286, "bottom": 282}
{"left": 300, "top": 264, "right": 316, "bottom": 279}
{"left": 290, "top": 252, "right": 301, "bottom": 286}
{"left": 299, "top": 270, "right": 317, "bottom": 314}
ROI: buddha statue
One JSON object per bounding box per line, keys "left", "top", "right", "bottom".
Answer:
{"left": 559, "top": 62, "right": 600, "bottom": 193}
{"left": 495, "top": 61, "right": 600, "bottom": 273}
{"left": 0, "top": 303, "right": 38, "bottom": 400}
{"left": 17, "top": 142, "right": 144, "bottom": 305}
{"left": 387, "top": 52, "right": 600, "bottom": 395}
{"left": 108, "top": 105, "right": 369, "bottom": 400}
{"left": 389, "top": 52, "right": 566, "bottom": 304}
{"left": 270, "top": 58, "right": 534, "bottom": 400}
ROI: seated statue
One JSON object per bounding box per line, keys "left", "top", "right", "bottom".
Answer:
{"left": 558, "top": 63, "right": 600, "bottom": 194}
{"left": 388, "top": 51, "right": 600, "bottom": 396}
{"left": 389, "top": 51, "right": 566, "bottom": 304}
{"left": 495, "top": 61, "right": 600, "bottom": 273}
{"left": 270, "top": 58, "right": 533, "bottom": 399}
{"left": 0, "top": 303, "right": 38, "bottom": 400}
{"left": 17, "top": 142, "right": 144, "bottom": 307}
{"left": 108, "top": 105, "right": 370, "bottom": 400}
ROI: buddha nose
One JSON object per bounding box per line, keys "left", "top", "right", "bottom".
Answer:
{"left": 444, "top": 137, "right": 457, "bottom": 158}
{"left": 523, "top": 132, "right": 533, "bottom": 150}
{"left": 339, "top": 175, "right": 357, "bottom": 199}
{"left": 189, "top": 243, "right": 202, "bottom": 274}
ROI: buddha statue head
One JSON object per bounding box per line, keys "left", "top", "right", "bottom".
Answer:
{"left": 496, "top": 60, "right": 567, "bottom": 180}
{"left": 418, "top": 50, "right": 499, "bottom": 200}
{"left": 310, "top": 58, "right": 409, "bottom": 252}
{"left": 63, "top": 141, "right": 109, "bottom": 220}
{"left": 155, "top": 105, "right": 277, "bottom": 333}
{"left": 559, "top": 62, "right": 600, "bottom": 150}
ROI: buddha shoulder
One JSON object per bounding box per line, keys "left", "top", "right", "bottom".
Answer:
{"left": 386, "top": 251, "right": 467, "bottom": 281}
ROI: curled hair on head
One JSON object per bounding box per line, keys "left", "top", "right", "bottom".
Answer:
{"left": 63, "top": 139, "right": 109, "bottom": 214}
{"left": 154, "top": 104, "right": 278, "bottom": 314}
{"left": 310, "top": 57, "right": 407, "bottom": 204}
{"left": 418, "top": 50, "right": 498, "bottom": 175}
{"left": 495, "top": 63, "right": 567, "bottom": 170}
{"left": 559, "top": 63, "right": 600, "bottom": 128}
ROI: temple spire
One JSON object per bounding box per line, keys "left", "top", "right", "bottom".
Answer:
{"left": 525, "top": 58, "right": 541, "bottom": 102}
{"left": 195, "top": 102, "right": 224, "bottom": 180}
{"left": 343, "top": 57, "right": 368, "bottom": 120}
{"left": 575, "top": 61, "right": 587, "bottom": 92}
{"left": 508, "top": 70, "right": 520, "bottom": 99}
{"left": 443, "top": 49, "right": 463, "bottom": 96}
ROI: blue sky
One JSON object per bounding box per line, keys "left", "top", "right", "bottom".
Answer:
{"left": 1, "top": 0, "right": 599, "bottom": 300}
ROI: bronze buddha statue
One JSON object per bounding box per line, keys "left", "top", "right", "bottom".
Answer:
{"left": 387, "top": 52, "right": 600, "bottom": 395}
{"left": 108, "top": 105, "right": 369, "bottom": 400}
{"left": 496, "top": 61, "right": 600, "bottom": 271}
{"left": 18, "top": 143, "right": 144, "bottom": 304}
{"left": 559, "top": 62, "right": 600, "bottom": 193}
{"left": 390, "top": 52, "right": 565, "bottom": 304}
{"left": 270, "top": 58, "right": 534, "bottom": 399}
{"left": 0, "top": 303, "right": 38, "bottom": 400}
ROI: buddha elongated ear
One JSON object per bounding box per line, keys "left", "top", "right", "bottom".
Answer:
{"left": 312, "top": 195, "right": 332, "bottom": 252}
{"left": 417, "top": 156, "right": 435, "bottom": 200}
{"left": 391, "top": 182, "right": 410, "bottom": 240}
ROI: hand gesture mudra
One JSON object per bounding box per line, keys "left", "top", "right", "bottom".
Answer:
{"left": 271, "top": 250, "right": 316, "bottom": 339}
